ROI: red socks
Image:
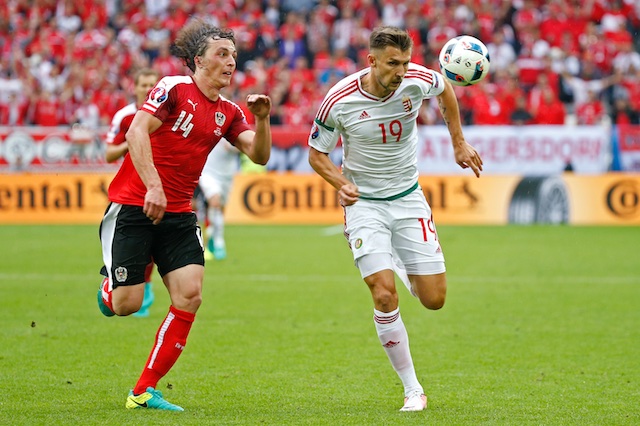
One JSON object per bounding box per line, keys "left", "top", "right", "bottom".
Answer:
{"left": 133, "top": 306, "right": 195, "bottom": 395}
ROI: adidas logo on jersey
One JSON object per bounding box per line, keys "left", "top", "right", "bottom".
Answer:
{"left": 358, "top": 111, "right": 370, "bottom": 120}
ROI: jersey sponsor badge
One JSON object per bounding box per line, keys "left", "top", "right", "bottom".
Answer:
{"left": 149, "top": 86, "right": 167, "bottom": 103}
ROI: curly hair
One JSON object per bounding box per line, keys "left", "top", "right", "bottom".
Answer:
{"left": 170, "top": 19, "right": 236, "bottom": 72}
{"left": 369, "top": 26, "right": 413, "bottom": 53}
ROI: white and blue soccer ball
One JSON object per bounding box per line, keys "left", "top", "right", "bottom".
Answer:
{"left": 438, "top": 35, "right": 491, "bottom": 86}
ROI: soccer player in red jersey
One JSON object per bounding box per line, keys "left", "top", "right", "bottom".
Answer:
{"left": 97, "top": 19, "right": 272, "bottom": 411}
{"left": 105, "top": 68, "right": 160, "bottom": 163}
{"left": 101, "top": 67, "right": 159, "bottom": 318}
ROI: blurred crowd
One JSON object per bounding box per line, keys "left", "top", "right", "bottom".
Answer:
{"left": 1, "top": 0, "right": 639, "bottom": 128}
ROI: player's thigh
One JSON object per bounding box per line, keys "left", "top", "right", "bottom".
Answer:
{"left": 390, "top": 192, "right": 445, "bottom": 275}
{"left": 152, "top": 212, "right": 204, "bottom": 278}
{"left": 100, "top": 203, "right": 153, "bottom": 288}
{"left": 344, "top": 200, "right": 393, "bottom": 261}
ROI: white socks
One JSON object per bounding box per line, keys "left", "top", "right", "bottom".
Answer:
{"left": 374, "top": 308, "right": 423, "bottom": 396}
{"left": 207, "top": 207, "right": 225, "bottom": 248}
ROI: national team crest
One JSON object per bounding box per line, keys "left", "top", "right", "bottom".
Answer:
{"left": 115, "top": 266, "right": 128, "bottom": 282}
{"left": 402, "top": 95, "right": 412, "bottom": 112}
{"left": 149, "top": 87, "right": 167, "bottom": 103}
{"left": 215, "top": 112, "right": 226, "bottom": 126}
{"left": 354, "top": 238, "right": 363, "bottom": 249}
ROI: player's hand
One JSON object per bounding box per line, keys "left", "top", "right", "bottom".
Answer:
{"left": 454, "top": 142, "right": 483, "bottom": 178}
{"left": 143, "top": 186, "right": 167, "bottom": 225}
{"left": 246, "top": 94, "right": 271, "bottom": 119}
{"left": 339, "top": 183, "right": 360, "bottom": 206}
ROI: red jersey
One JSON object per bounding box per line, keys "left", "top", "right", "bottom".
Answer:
{"left": 108, "top": 76, "right": 252, "bottom": 213}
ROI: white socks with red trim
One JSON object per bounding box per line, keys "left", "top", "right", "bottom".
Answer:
{"left": 374, "top": 308, "right": 424, "bottom": 396}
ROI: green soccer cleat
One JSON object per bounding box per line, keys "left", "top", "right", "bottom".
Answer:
{"left": 213, "top": 245, "right": 227, "bottom": 260}
{"left": 125, "top": 387, "right": 184, "bottom": 411}
{"left": 97, "top": 277, "right": 115, "bottom": 317}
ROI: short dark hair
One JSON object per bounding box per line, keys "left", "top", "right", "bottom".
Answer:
{"left": 133, "top": 68, "right": 159, "bottom": 85}
{"left": 369, "top": 26, "right": 413, "bottom": 52}
{"left": 170, "top": 18, "right": 235, "bottom": 72}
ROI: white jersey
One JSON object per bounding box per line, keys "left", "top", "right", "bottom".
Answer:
{"left": 309, "top": 63, "right": 445, "bottom": 199}
{"left": 200, "top": 138, "right": 240, "bottom": 185}
{"left": 106, "top": 102, "right": 137, "bottom": 145}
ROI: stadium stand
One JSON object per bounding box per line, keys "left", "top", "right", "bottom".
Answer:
{"left": 0, "top": 0, "right": 639, "bottom": 127}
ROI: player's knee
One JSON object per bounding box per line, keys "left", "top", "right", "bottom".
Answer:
{"left": 113, "top": 303, "right": 141, "bottom": 316}
{"left": 421, "top": 293, "right": 446, "bottom": 310}
{"left": 376, "top": 293, "right": 398, "bottom": 312}
{"left": 188, "top": 294, "right": 202, "bottom": 311}
{"left": 412, "top": 273, "right": 446, "bottom": 310}
{"left": 177, "top": 290, "right": 202, "bottom": 313}
{"left": 369, "top": 286, "right": 398, "bottom": 311}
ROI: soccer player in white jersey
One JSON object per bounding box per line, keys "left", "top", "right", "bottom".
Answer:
{"left": 198, "top": 138, "right": 240, "bottom": 260}
{"left": 308, "top": 26, "right": 483, "bottom": 412}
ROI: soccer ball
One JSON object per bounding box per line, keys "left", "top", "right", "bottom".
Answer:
{"left": 438, "top": 35, "right": 490, "bottom": 86}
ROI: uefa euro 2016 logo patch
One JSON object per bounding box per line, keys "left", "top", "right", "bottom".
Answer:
{"left": 150, "top": 87, "right": 167, "bottom": 103}
{"left": 355, "top": 238, "right": 363, "bottom": 249}
{"left": 310, "top": 123, "right": 319, "bottom": 139}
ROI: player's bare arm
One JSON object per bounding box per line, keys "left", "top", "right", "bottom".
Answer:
{"left": 126, "top": 110, "right": 166, "bottom": 224}
{"left": 437, "top": 80, "right": 483, "bottom": 178}
{"left": 308, "top": 147, "right": 360, "bottom": 206}
{"left": 105, "top": 142, "right": 129, "bottom": 163}
{"left": 235, "top": 94, "right": 272, "bottom": 165}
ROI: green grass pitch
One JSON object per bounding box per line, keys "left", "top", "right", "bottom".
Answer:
{"left": 0, "top": 224, "right": 638, "bottom": 425}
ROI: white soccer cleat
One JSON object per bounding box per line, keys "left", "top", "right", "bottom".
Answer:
{"left": 400, "top": 391, "right": 427, "bottom": 412}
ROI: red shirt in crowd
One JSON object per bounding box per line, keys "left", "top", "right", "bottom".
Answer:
{"left": 31, "top": 94, "right": 60, "bottom": 126}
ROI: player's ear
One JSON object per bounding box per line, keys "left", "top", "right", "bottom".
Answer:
{"left": 367, "top": 53, "right": 376, "bottom": 67}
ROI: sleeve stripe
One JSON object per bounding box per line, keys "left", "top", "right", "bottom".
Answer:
{"left": 405, "top": 70, "right": 434, "bottom": 84}
{"left": 316, "top": 81, "right": 358, "bottom": 123}
{"left": 314, "top": 118, "right": 334, "bottom": 131}
{"left": 142, "top": 102, "right": 158, "bottom": 113}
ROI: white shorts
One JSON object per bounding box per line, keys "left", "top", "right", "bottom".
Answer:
{"left": 199, "top": 174, "right": 232, "bottom": 205}
{"left": 345, "top": 188, "right": 445, "bottom": 277}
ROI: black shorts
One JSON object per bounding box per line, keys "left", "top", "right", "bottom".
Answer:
{"left": 99, "top": 203, "right": 204, "bottom": 287}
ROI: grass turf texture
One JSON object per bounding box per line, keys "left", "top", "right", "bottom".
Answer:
{"left": 0, "top": 224, "right": 638, "bottom": 425}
